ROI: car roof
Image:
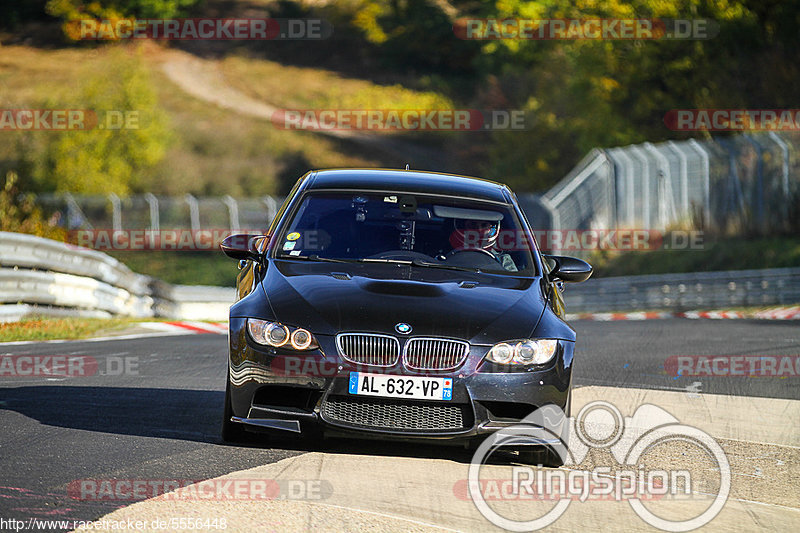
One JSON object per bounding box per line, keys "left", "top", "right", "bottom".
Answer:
{"left": 304, "top": 169, "right": 512, "bottom": 203}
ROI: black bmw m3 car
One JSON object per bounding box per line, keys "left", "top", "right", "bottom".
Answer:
{"left": 220, "top": 168, "right": 592, "bottom": 464}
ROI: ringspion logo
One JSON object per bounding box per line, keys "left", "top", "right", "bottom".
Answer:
{"left": 468, "top": 401, "right": 730, "bottom": 531}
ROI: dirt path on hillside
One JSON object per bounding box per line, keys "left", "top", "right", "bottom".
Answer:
{"left": 159, "top": 48, "right": 438, "bottom": 163}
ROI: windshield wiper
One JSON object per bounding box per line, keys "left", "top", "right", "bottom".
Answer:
{"left": 358, "top": 258, "right": 412, "bottom": 264}
{"left": 358, "top": 256, "right": 481, "bottom": 272}
{"left": 410, "top": 259, "right": 481, "bottom": 272}
{"left": 358, "top": 257, "right": 476, "bottom": 272}
{"left": 282, "top": 254, "right": 360, "bottom": 264}
{"left": 285, "top": 255, "right": 479, "bottom": 272}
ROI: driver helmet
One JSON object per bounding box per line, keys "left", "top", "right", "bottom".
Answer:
{"left": 449, "top": 218, "right": 500, "bottom": 251}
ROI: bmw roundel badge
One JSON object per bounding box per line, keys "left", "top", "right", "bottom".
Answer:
{"left": 395, "top": 323, "right": 412, "bottom": 334}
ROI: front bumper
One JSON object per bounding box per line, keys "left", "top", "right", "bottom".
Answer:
{"left": 227, "top": 317, "right": 573, "bottom": 445}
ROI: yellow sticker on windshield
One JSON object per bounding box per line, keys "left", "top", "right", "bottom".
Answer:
{"left": 287, "top": 232, "right": 301, "bottom": 241}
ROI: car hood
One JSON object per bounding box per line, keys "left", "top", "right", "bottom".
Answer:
{"left": 259, "top": 260, "right": 547, "bottom": 344}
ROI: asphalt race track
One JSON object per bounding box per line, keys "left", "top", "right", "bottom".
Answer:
{"left": 1, "top": 319, "right": 798, "bottom": 531}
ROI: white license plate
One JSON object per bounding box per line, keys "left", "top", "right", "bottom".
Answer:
{"left": 348, "top": 372, "right": 452, "bottom": 401}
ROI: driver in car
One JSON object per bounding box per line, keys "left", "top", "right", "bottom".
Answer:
{"left": 449, "top": 218, "right": 518, "bottom": 272}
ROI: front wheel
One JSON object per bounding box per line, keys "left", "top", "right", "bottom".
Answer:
{"left": 517, "top": 391, "right": 571, "bottom": 468}
{"left": 518, "top": 446, "right": 565, "bottom": 468}
{"left": 221, "top": 374, "right": 249, "bottom": 443}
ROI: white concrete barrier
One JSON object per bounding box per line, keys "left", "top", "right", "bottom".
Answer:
{"left": 0, "top": 232, "right": 233, "bottom": 323}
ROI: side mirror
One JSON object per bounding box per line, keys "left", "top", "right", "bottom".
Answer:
{"left": 220, "top": 234, "right": 267, "bottom": 261}
{"left": 544, "top": 255, "right": 593, "bottom": 283}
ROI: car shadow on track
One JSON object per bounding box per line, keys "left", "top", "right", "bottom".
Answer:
{"left": 0, "top": 385, "right": 522, "bottom": 465}
{"left": 0, "top": 385, "right": 223, "bottom": 443}
{"left": 249, "top": 434, "right": 519, "bottom": 466}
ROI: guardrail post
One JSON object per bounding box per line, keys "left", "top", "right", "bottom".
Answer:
{"left": 263, "top": 196, "right": 278, "bottom": 226}
{"left": 716, "top": 138, "right": 747, "bottom": 223}
{"left": 223, "top": 195, "right": 240, "bottom": 231}
{"left": 144, "top": 193, "right": 159, "bottom": 249}
{"left": 743, "top": 134, "right": 765, "bottom": 233}
{"left": 184, "top": 194, "right": 200, "bottom": 232}
{"left": 688, "top": 139, "right": 711, "bottom": 228}
{"left": 609, "top": 148, "right": 636, "bottom": 227}
{"left": 768, "top": 132, "right": 791, "bottom": 224}
{"left": 600, "top": 150, "right": 616, "bottom": 230}
{"left": 108, "top": 193, "right": 122, "bottom": 232}
{"left": 667, "top": 141, "right": 690, "bottom": 217}
{"left": 628, "top": 145, "right": 651, "bottom": 230}
{"left": 644, "top": 142, "right": 676, "bottom": 229}
{"left": 64, "top": 193, "right": 92, "bottom": 229}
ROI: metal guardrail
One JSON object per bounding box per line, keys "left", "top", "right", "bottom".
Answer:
{"left": 37, "top": 193, "right": 283, "bottom": 234}
{"left": 2, "top": 232, "right": 796, "bottom": 322}
{"left": 0, "top": 231, "right": 151, "bottom": 295}
{"left": 564, "top": 267, "right": 800, "bottom": 313}
{"left": 0, "top": 269, "right": 153, "bottom": 316}
{"left": 0, "top": 232, "right": 234, "bottom": 323}
{"left": 541, "top": 132, "right": 800, "bottom": 241}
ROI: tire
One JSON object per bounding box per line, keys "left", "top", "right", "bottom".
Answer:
{"left": 518, "top": 446, "right": 565, "bottom": 468}
{"left": 221, "top": 374, "right": 249, "bottom": 443}
{"left": 517, "top": 391, "right": 572, "bottom": 468}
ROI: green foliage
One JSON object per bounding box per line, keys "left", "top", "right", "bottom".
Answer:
{"left": 348, "top": 0, "right": 800, "bottom": 191}
{"left": 0, "top": 171, "right": 67, "bottom": 240}
{"left": 25, "top": 46, "right": 172, "bottom": 195}
{"left": 0, "top": 0, "right": 49, "bottom": 29}
{"left": 46, "top": 0, "right": 200, "bottom": 22}
{"left": 347, "top": 0, "right": 481, "bottom": 73}
{"left": 590, "top": 236, "right": 800, "bottom": 278}
{"left": 483, "top": 1, "right": 799, "bottom": 189}
{"left": 11, "top": 0, "right": 800, "bottom": 196}
{"left": 108, "top": 251, "right": 238, "bottom": 286}
{"left": 46, "top": 0, "right": 201, "bottom": 39}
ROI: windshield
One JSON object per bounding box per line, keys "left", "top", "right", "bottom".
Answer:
{"left": 274, "top": 191, "right": 536, "bottom": 276}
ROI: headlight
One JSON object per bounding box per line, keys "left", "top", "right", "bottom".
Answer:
{"left": 247, "top": 319, "right": 318, "bottom": 350}
{"left": 486, "top": 339, "right": 558, "bottom": 366}
{"left": 290, "top": 328, "right": 312, "bottom": 350}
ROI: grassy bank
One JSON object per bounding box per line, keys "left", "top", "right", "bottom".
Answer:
{"left": 0, "top": 41, "right": 462, "bottom": 197}
{"left": 0, "top": 316, "right": 143, "bottom": 342}
{"left": 590, "top": 236, "right": 800, "bottom": 278}
{"left": 108, "top": 250, "right": 238, "bottom": 286}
